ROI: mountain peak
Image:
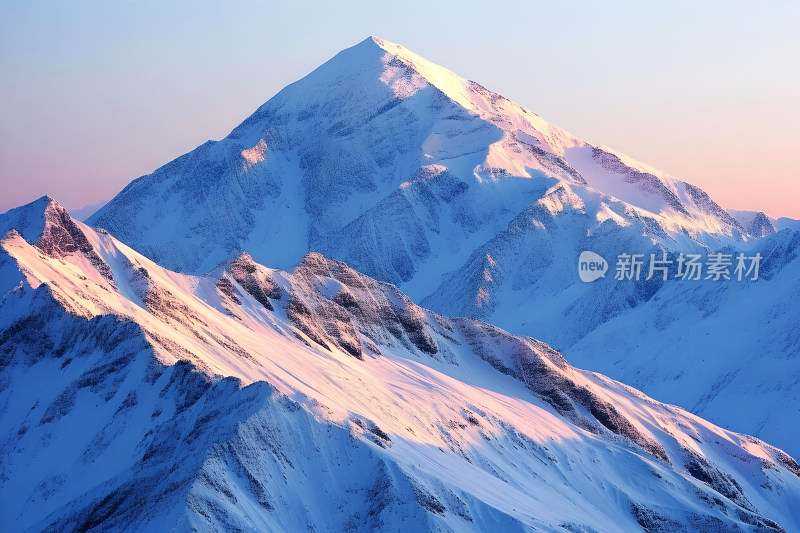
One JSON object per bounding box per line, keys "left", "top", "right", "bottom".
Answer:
{"left": 19, "top": 195, "right": 63, "bottom": 215}
{"left": 728, "top": 208, "right": 777, "bottom": 237}
{"left": 360, "top": 35, "right": 435, "bottom": 64}
{"left": 353, "top": 35, "right": 424, "bottom": 59}
{"left": 356, "top": 35, "right": 389, "bottom": 48}
{"left": 299, "top": 35, "right": 477, "bottom": 112}
{"left": 0, "top": 195, "right": 65, "bottom": 244}
{"left": 91, "top": 38, "right": 748, "bottom": 282}
{"left": 0, "top": 194, "right": 115, "bottom": 284}
{"left": 5, "top": 204, "right": 800, "bottom": 530}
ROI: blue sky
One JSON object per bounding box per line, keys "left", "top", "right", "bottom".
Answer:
{"left": 1, "top": 0, "right": 798, "bottom": 216}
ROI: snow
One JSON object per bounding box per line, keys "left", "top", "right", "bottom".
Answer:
{"left": 563, "top": 227, "right": 800, "bottom": 455}
{"left": 84, "top": 35, "right": 763, "bottom": 353}
{"left": 2, "top": 201, "right": 800, "bottom": 530}
{"left": 3, "top": 34, "right": 800, "bottom": 530}
{"left": 240, "top": 138, "right": 267, "bottom": 166}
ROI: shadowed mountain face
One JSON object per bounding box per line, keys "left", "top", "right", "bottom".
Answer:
{"left": 85, "top": 37, "right": 800, "bottom": 457}
{"left": 2, "top": 198, "right": 800, "bottom": 532}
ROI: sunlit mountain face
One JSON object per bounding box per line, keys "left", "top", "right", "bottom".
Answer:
{"left": 2, "top": 37, "right": 799, "bottom": 532}
{"left": 90, "top": 37, "right": 800, "bottom": 456}
{"left": 2, "top": 197, "right": 799, "bottom": 532}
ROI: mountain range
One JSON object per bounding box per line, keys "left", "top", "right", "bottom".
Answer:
{"left": 87, "top": 37, "right": 800, "bottom": 456}
{"left": 2, "top": 36, "right": 799, "bottom": 531}
{"left": 2, "top": 197, "right": 800, "bottom": 531}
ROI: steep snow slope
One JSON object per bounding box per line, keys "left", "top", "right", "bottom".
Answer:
{"left": 562, "top": 227, "right": 800, "bottom": 453}
{"left": 85, "top": 36, "right": 799, "bottom": 462}
{"left": 418, "top": 199, "right": 800, "bottom": 454}
{"left": 89, "top": 36, "right": 747, "bottom": 282}
{"left": 3, "top": 198, "right": 800, "bottom": 532}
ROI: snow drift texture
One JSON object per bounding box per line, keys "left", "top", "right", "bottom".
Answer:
{"left": 89, "top": 37, "right": 800, "bottom": 456}
{"left": 3, "top": 197, "right": 800, "bottom": 532}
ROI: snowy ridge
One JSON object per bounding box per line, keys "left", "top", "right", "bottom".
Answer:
{"left": 82, "top": 35, "right": 800, "bottom": 465}
{"left": 562, "top": 226, "right": 800, "bottom": 453}
{"left": 2, "top": 198, "right": 800, "bottom": 531}
{"left": 90, "top": 36, "right": 749, "bottom": 278}
{"left": 728, "top": 209, "right": 778, "bottom": 238}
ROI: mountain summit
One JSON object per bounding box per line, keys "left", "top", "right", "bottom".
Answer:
{"left": 86, "top": 38, "right": 800, "bottom": 456}
{"left": 90, "top": 36, "right": 744, "bottom": 277}
{"left": 3, "top": 35, "right": 800, "bottom": 531}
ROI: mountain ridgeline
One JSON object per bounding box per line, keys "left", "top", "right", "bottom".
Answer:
{"left": 86, "top": 37, "right": 800, "bottom": 457}
{"left": 2, "top": 197, "right": 800, "bottom": 531}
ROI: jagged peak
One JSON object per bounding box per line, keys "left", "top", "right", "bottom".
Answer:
{"left": 0, "top": 195, "right": 68, "bottom": 244}
{"left": 231, "top": 250, "right": 256, "bottom": 266}
{"left": 204, "top": 250, "right": 258, "bottom": 280}
{"left": 7, "top": 194, "right": 63, "bottom": 215}
{"left": 294, "top": 251, "right": 369, "bottom": 281}
{"left": 727, "top": 209, "right": 777, "bottom": 238}
{"left": 0, "top": 194, "right": 116, "bottom": 285}
{"left": 295, "top": 251, "right": 333, "bottom": 276}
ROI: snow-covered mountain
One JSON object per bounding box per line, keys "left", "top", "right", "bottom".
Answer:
{"left": 89, "top": 35, "right": 748, "bottom": 281}
{"left": 3, "top": 197, "right": 800, "bottom": 532}
{"left": 563, "top": 227, "right": 800, "bottom": 453}
{"left": 727, "top": 209, "right": 777, "bottom": 238}
{"left": 86, "top": 36, "right": 800, "bottom": 457}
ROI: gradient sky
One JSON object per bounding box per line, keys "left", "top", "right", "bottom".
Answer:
{"left": 1, "top": 1, "right": 798, "bottom": 217}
